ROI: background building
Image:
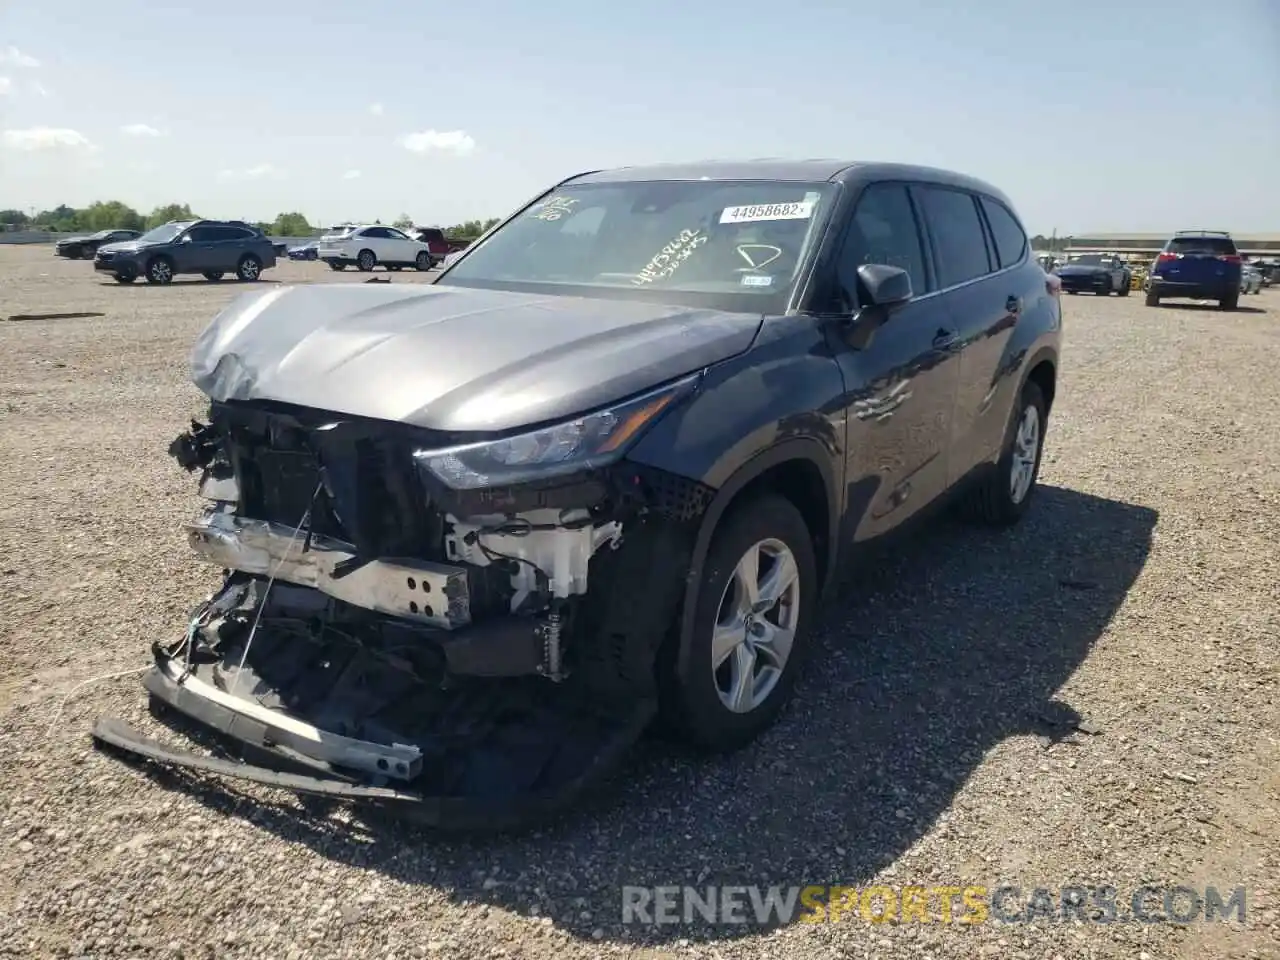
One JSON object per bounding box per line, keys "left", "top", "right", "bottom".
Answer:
{"left": 1048, "top": 233, "right": 1280, "bottom": 257}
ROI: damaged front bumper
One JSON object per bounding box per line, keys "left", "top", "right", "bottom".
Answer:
{"left": 94, "top": 400, "right": 708, "bottom": 828}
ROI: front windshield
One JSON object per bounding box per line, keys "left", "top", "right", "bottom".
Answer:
{"left": 1069, "top": 254, "right": 1106, "bottom": 266}
{"left": 138, "top": 223, "right": 185, "bottom": 243}
{"left": 441, "top": 179, "right": 836, "bottom": 311}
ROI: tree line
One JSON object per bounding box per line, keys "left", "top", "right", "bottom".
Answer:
{"left": 0, "top": 204, "right": 502, "bottom": 240}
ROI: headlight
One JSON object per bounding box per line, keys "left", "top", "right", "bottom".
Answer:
{"left": 413, "top": 376, "right": 698, "bottom": 490}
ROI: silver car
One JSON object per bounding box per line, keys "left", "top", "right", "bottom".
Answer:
{"left": 1241, "top": 264, "right": 1263, "bottom": 295}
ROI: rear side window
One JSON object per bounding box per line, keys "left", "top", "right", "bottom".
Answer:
{"left": 839, "top": 183, "right": 929, "bottom": 304}
{"left": 187, "top": 226, "right": 219, "bottom": 242}
{"left": 916, "top": 187, "right": 991, "bottom": 288}
{"left": 420, "top": 228, "right": 445, "bottom": 242}
{"left": 1168, "top": 235, "right": 1237, "bottom": 255}
{"left": 979, "top": 197, "right": 1027, "bottom": 269}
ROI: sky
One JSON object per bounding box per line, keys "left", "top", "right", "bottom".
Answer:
{"left": 1, "top": 0, "right": 1277, "bottom": 235}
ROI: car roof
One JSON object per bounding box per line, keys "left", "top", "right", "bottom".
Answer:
{"left": 565, "top": 159, "right": 1014, "bottom": 205}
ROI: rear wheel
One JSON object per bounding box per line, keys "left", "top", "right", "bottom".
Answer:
{"left": 662, "top": 495, "right": 817, "bottom": 753}
{"left": 356, "top": 249, "right": 376, "bottom": 272}
{"left": 236, "top": 255, "right": 262, "bottom": 282}
{"left": 202, "top": 271, "right": 224, "bottom": 282}
{"left": 1219, "top": 293, "right": 1238, "bottom": 311}
{"left": 1145, "top": 289, "right": 1160, "bottom": 307}
{"left": 961, "top": 379, "right": 1047, "bottom": 527}
{"left": 1118, "top": 275, "right": 1130, "bottom": 296}
{"left": 415, "top": 251, "right": 432, "bottom": 271}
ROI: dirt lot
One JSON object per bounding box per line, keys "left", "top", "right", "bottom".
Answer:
{"left": 1, "top": 243, "right": 1277, "bottom": 959}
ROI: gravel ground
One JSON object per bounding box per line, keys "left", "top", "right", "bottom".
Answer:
{"left": 1, "top": 244, "right": 1277, "bottom": 960}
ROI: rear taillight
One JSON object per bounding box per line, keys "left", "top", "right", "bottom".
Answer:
{"left": 1157, "top": 252, "right": 1179, "bottom": 262}
{"left": 1219, "top": 254, "right": 1242, "bottom": 263}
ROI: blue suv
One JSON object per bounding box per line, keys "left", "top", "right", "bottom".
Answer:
{"left": 1145, "top": 230, "right": 1243, "bottom": 310}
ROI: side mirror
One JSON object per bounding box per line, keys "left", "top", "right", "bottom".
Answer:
{"left": 857, "top": 263, "right": 913, "bottom": 310}
{"left": 179, "top": 234, "right": 193, "bottom": 243}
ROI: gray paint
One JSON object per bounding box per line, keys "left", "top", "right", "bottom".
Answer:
{"left": 190, "top": 283, "right": 763, "bottom": 433}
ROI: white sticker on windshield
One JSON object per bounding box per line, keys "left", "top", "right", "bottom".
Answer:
{"left": 740, "top": 274, "right": 774, "bottom": 287}
{"left": 720, "top": 201, "right": 815, "bottom": 224}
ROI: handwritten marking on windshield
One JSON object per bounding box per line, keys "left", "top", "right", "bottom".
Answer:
{"left": 633, "top": 228, "right": 708, "bottom": 286}
{"left": 529, "top": 196, "right": 578, "bottom": 221}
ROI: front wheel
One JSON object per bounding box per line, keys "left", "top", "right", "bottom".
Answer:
{"left": 236, "top": 255, "right": 262, "bottom": 282}
{"left": 114, "top": 271, "right": 137, "bottom": 284}
{"left": 145, "top": 258, "right": 174, "bottom": 284}
{"left": 661, "top": 495, "right": 817, "bottom": 753}
{"left": 961, "top": 379, "right": 1047, "bottom": 527}
{"left": 415, "top": 251, "right": 432, "bottom": 271}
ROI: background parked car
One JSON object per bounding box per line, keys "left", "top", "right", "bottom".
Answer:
{"left": 287, "top": 242, "right": 319, "bottom": 261}
{"left": 1145, "top": 230, "right": 1243, "bottom": 310}
{"left": 319, "top": 224, "right": 434, "bottom": 272}
{"left": 55, "top": 229, "right": 142, "bottom": 260}
{"left": 1056, "top": 253, "right": 1131, "bottom": 296}
{"left": 95, "top": 219, "right": 277, "bottom": 285}
{"left": 1240, "top": 263, "right": 1263, "bottom": 295}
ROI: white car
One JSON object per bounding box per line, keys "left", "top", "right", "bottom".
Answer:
{"left": 1240, "top": 264, "right": 1263, "bottom": 295}
{"left": 317, "top": 224, "right": 434, "bottom": 272}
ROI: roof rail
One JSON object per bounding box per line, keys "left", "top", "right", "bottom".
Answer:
{"left": 1173, "top": 229, "right": 1232, "bottom": 237}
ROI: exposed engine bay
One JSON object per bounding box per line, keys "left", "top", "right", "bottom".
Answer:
{"left": 93, "top": 398, "right": 712, "bottom": 827}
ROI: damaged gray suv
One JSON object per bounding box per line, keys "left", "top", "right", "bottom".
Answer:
{"left": 94, "top": 160, "right": 1062, "bottom": 828}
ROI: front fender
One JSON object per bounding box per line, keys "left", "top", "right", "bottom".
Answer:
{"left": 624, "top": 315, "right": 845, "bottom": 675}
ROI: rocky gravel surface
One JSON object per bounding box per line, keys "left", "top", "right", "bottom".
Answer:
{"left": 1, "top": 244, "right": 1277, "bottom": 959}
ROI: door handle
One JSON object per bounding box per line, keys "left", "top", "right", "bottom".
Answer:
{"left": 1006, "top": 295, "right": 1022, "bottom": 315}
{"left": 932, "top": 328, "right": 957, "bottom": 348}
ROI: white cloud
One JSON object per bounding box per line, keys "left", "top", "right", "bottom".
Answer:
{"left": 217, "top": 163, "right": 285, "bottom": 181}
{"left": 0, "top": 46, "right": 40, "bottom": 68}
{"left": 121, "top": 123, "right": 163, "bottom": 137}
{"left": 31, "top": 81, "right": 50, "bottom": 97}
{"left": 369, "top": 102, "right": 385, "bottom": 116}
{"left": 0, "top": 76, "right": 10, "bottom": 95}
{"left": 399, "top": 129, "right": 476, "bottom": 156}
{"left": 2, "top": 127, "right": 96, "bottom": 151}
{"left": 342, "top": 169, "right": 362, "bottom": 180}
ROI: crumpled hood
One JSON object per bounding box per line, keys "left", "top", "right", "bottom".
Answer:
{"left": 190, "top": 283, "right": 764, "bottom": 433}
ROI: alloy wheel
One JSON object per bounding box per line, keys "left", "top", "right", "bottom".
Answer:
{"left": 1009, "top": 404, "right": 1041, "bottom": 504}
{"left": 711, "top": 538, "right": 801, "bottom": 714}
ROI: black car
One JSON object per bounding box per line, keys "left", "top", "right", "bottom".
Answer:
{"left": 1056, "top": 253, "right": 1131, "bottom": 296}
{"left": 287, "top": 241, "right": 319, "bottom": 261}
{"left": 94, "top": 160, "right": 1062, "bottom": 828}
{"left": 1145, "top": 230, "right": 1243, "bottom": 309}
{"left": 54, "top": 228, "right": 142, "bottom": 260}
{"left": 94, "top": 219, "right": 278, "bottom": 284}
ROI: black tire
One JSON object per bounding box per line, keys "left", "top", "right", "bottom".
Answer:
{"left": 1145, "top": 289, "right": 1160, "bottom": 307}
{"left": 203, "top": 271, "right": 225, "bottom": 282}
{"left": 114, "top": 272, "right": 137, "bottom": 284}
{"left": 356, "top": 249, "right": 376, "bottom": 272}
{"left": 327, "top": 261, "right": 346, "bottom": 271}
{"left": 1066, "top": 290, "right": 1078, "bottom": 295}
{"left": 76, "top": 246, "right": 92, "bottom": 260}
{"left": 236, "top": 255, "right": 262, "bottom": 282}
{"left": 661, "top": 494, "right": 818, "bottom": 753}
{"left": 1118, "top": 276, "right": 1131, "bottom": 297}
{"left": 415, "top": 251, "right": 432, "bottom": 271}
{"left": 145, "top": 257, "right": 174, "bottom": 285}
{"left": 1219, "top": 294, "right": 1238, "bottom": 311}
{"left": 961, "top": 379, "right": 1047, "bottom": 527}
